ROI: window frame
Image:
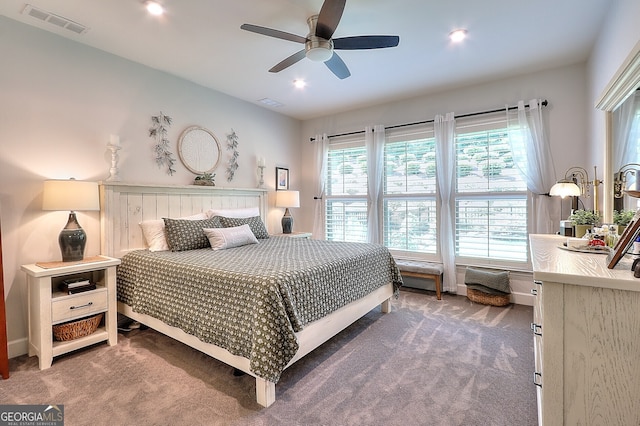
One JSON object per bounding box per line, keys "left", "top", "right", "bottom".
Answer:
{"left": 382, "top": 125, "right": 439, "bottom": 261}
{"left": 324, "top": 135, "right": 368, "bottom": 243}
{"left": 320, "top": 114, "right": 534, "bottom": 269}
{"left": 453, "top": 114, "right": 531, "bottom": 267}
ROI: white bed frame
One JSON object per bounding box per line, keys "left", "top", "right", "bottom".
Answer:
{"left": 100, "top": 182, "right": 393, "bottom": 407}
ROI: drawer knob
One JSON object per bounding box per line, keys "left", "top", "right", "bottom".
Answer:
{"left": 69, "top": 302, "right": 93, "bottom": 310}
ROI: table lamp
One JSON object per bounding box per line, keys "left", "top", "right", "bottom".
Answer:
{"left": 275, "top": 190, "right": 300, "bottom": 234}
{"left": 42, "top": 178, "right": 100, "bottom": 262}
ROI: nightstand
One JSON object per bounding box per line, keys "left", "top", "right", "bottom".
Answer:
{"left": 21, "top": 256, "right": 120, "bottom": 369}
{"left": 273, "top": 231, "right": 312, "bottom": 239}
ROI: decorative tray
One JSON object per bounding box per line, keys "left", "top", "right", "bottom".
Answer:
{"left": 558, "top": 244, "right": 611, "bottom": 254}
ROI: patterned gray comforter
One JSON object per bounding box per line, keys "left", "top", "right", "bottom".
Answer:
{"left": 117, "top": 236, "right": 402, "bottom": 382}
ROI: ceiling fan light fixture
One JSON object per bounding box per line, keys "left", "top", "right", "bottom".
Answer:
{"left": 240, "top": 0, "right": 399, "bottom": 79}
{"left": 306, "top": 38, "right": 334, "bottom": 62}
{"left": 306, "top": 47, "right": 333, "bottom": 62}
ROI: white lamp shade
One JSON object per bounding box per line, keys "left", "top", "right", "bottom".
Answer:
{"left": 276, "top": 190, "right": 300, "bottom": 208}
{"left": 43, "top": 179, "right": 100, "bottom": 211}
{"left": 549, "top": 181, "right": 581, "bottom": 199}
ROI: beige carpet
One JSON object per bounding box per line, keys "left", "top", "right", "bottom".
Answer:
{"left": 1, "top": 289, "right": 536, "bottom": 426}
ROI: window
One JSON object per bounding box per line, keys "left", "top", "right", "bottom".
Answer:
{"left": 325, "top": 139, "right": 367, "bottom": 242}
{"left": 454, "top": 116, "right": 528, "bottom": 262}
{"left": 322, "top": 114, "right": 531, "bottom": 265}
{"left": 383, "top": 128, "right": 437, "bottom": 254}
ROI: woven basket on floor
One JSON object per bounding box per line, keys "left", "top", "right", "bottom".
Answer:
{"left": 53, "top": 313, "right": 103, "bottom": 341}
{"left": 466, "top": 288, "right": 511, "bottom": 307}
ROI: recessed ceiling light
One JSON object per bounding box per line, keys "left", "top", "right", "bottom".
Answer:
{"left": 145, "top": 1, "right": 165, "bottom": 16}
{"left": 449, "top": 29, "right": 467, "bottom": 43}
{"left": 293, "top": 79, "right": 307, "bottom": 89}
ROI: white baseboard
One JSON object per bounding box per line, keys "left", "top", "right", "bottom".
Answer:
{"left": 8, "top": 337, "right": 29, "bottom": 359}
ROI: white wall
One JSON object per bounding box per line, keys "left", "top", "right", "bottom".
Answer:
{"left": 587, "top": 0, "right": 640, "bottom": 215}
{"left": 299, "top": 63, "right": 590, "bottom": 231}
{"left": 0, "top": 16, "right": 301, "bottom": 356}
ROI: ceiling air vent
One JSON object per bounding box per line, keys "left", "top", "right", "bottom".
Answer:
{"left": 22, "top": 4, "right": 89, "bottom": 35}
{"left": 257, "top": 98, "right": 284, "bottom": 108}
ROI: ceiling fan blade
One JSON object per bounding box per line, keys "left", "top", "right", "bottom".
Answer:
{"left": 269, "top": 50, "right": 307, "bottom": 73}
{"left": 324, "top": 53, "right": 350, "bottom": 79}
{"left": 316, "top": 0, "right": 346, "bottom": 40}
{"left": 333, "top": 35, "right": 400, "bottom": 50}
{"left": 241, "top": 24, "right": 307, "bottom": 44}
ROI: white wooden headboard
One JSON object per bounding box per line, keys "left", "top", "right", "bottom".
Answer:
{"left": 100, "top": 182, "right": 268, "bottom": 258}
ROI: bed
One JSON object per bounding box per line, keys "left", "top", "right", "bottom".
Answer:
{"left": 100, "top": 182, "right": 402, "bottom": 407}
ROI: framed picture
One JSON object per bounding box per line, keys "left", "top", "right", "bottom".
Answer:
{"left": 607, "top": 209, "right": 640, "bottom": 268}
{"left": 276, "top": 167, "right": 289, "bottom": 190}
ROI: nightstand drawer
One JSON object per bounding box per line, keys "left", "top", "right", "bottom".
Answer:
{"left": 52, "top": 288, "right": 108, "bottom": 324}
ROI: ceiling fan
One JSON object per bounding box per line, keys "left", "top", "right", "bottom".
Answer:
{"left": 240, "top": 0, "right": 399, "bottom": 79}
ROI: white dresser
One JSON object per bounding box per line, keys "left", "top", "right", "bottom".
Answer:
{"left": 529, "top": 234, "right": 640, "bottom": 426}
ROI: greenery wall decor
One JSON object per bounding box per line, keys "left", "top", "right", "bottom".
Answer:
{"left": 194, "top": 172, "right": 216, "bottom": 186}
{"left": 226, "top": 129, "right": 239, "bottom": 182}
{"left": 149, "top": 112, "right": 176, "bottom": 175}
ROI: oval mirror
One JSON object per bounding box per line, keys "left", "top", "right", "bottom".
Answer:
{"left": 177, "top": 126, "right": 221, "bottom": 174}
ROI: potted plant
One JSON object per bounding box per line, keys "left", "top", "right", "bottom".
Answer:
{"left": 569, "top": 209, "right": 600, "bottom": 238}
{"left": 194, "top": 172, "right": 215, "bottom": 186}
{"left": 613, "top": 209, "right": 635, "bottom": 234}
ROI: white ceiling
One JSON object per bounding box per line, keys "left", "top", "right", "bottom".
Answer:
{"left": 0, "top": 0, "right": 612, "bottom": 120}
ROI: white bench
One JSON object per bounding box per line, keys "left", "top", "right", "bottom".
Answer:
{"left": 395, "top": 260, "right": 444, "bottom": 300}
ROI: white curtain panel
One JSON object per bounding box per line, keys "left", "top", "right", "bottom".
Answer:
{"left": 435, "top": 112, "right": 457, "bottom": 293}
{"left": 613, "top": 92, "right": 640, "bottom": 194}
{"left": 366, "top": 125, "right": 385, "bottom": 244}
{"left": 613, "top": 91, "right": 640, "bottom": 166}
{"left": 507, "top": 99, "right": 556, "bottom": 234}
{"left": 312, "top": 134, "right": 328, "bottom": 239}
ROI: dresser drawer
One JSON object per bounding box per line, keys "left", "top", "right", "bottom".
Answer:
{"left": 51, "top": 288, "right": 108, "bottom": 324}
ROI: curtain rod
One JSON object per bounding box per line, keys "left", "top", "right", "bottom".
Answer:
{"left": 309, "top": 99, "right": 548, "bottom": 141}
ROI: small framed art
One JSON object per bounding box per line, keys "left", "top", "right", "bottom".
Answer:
{"left": 276, "top": 167, "right": 289, "bottom": 190}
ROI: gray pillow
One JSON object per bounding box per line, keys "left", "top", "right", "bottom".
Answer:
{"left": 218, "top": 216, "right": 269, "bottom": 239}
{"left": 464, "top": 267, "right": 511, "bottom": 294}
{"left": 163, "top": 217, "right": 222, "bottom": 251}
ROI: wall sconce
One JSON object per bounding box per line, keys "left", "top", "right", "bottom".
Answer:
{"left": 549, "top": 166, "right": 602, "bottom": 213}
{"left": 42, "top": 178, "right": 100, "bottom": 262}
{"left": 614, "top": 163, "right": 640, "bottom": 200}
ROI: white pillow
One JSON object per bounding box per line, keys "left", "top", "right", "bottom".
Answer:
{"left": 140, "top": 212, "right": 208, "bottom": 251}
{"left": 206, "top": 207, "right": 260, "bottom": 219}
{"left": 203, "top": 224, "right": 258, "bottom": 250}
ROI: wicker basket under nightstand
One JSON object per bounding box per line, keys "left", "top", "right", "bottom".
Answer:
{"left": 53, "top": 313, "right": 103, "bottom": 341}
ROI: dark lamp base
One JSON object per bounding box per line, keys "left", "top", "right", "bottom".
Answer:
{"left": 59, "top": 212, "right": 87, "bottom": 262}
{"left": 281, "top": 208, "right": 294, "bottom": 234}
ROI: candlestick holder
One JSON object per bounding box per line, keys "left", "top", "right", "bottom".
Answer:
{"left": 257, "top": 165, "right": 265, "bottom": 189}
{"left": 106, "top": 144, "right": 122, "bottom": 182}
